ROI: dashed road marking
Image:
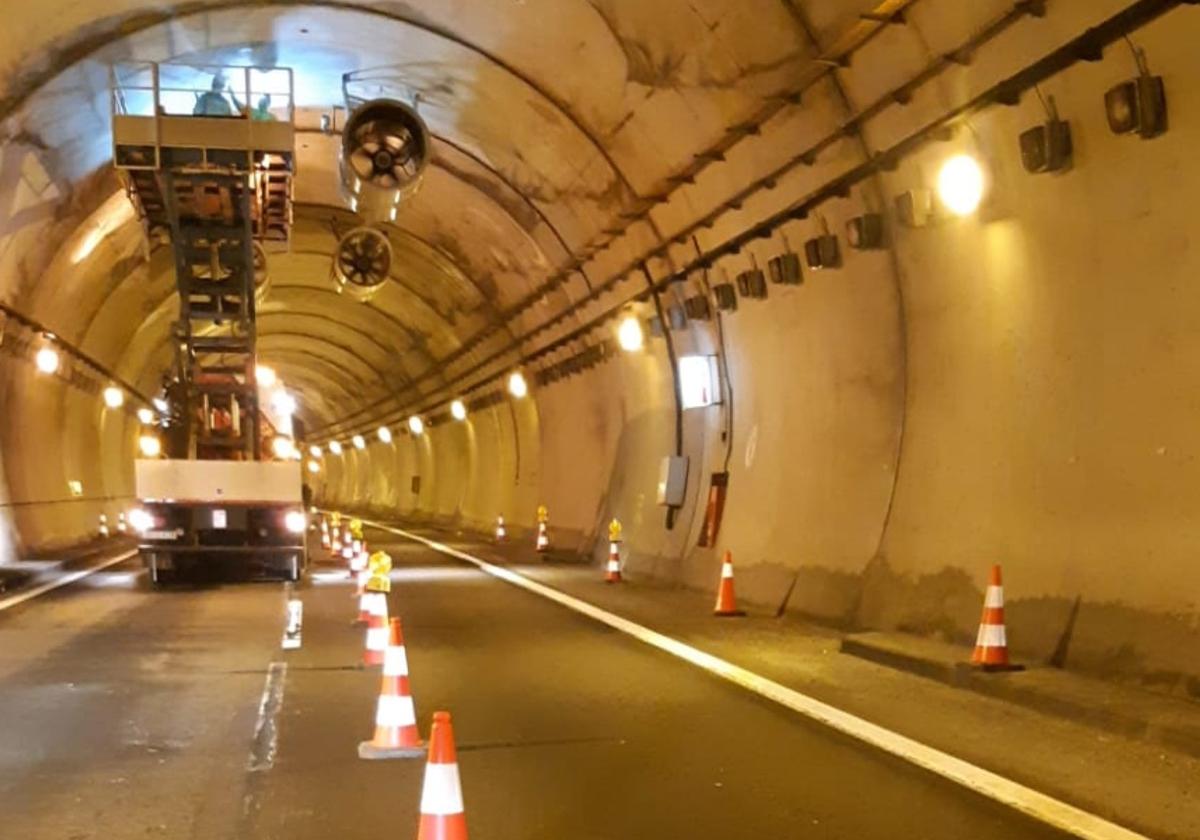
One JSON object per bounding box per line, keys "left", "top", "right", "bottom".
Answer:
{"left": 0, "top": 550, "right": 137, "bottom": 613}
{"left": 367, "top": 520, "right": 1149, "bottom": 840}
{"left": 248, "top": 662, "right": 288, "bottom": 773}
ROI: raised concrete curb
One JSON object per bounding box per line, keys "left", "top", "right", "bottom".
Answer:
{"left": 841, "top": 631, "right": 1200, "bottom": 759}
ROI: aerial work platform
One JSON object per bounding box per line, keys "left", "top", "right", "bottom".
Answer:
{"left": 111, "top": 62, "right": 296, "bottom": 244}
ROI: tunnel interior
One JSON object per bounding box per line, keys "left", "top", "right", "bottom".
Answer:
{"left": 2, "top": 0, "right": 1200, "bottom": 696}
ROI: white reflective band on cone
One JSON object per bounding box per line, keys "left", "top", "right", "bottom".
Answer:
{"left": 376, "top": 693, "right": 416, "bottom": 727}
{"left": 984, "top": 586, "right": 1004, "bottom": 608}
{"left": 976, "top": 624, "right": 1007, "bottom": 647}
{"left": 358, "top": 593, "right": 371, "bottom": 611}
{"left": 384, "top": 645, "right": 410, "bottom": 676}
{"left": 367, "top": 627, "right": 388, "bottom": 649}
{"left": 370, "top": 592, "right": 388, "bottom": 615}
{"left": 419, "top": 763, "right": 465, "bottom": 815}
{"left": 721, "top": 563, "right": 734, "bottom": 579}
{"left": 608, "top": 560, "right": 620, "bottom": 571}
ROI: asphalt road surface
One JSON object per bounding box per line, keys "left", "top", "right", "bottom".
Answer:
{"left": 0, "top": 530, "right": 1071, "bottom": 839}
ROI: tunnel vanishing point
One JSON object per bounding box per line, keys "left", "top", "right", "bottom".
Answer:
{"left": 3, "top": 0, "right": 1200, "bottom": 700}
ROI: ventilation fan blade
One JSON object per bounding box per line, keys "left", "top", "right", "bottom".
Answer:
{"left": 349, "top": 148, "right": 375, "bottom": 179}
{"left": 359, "top": 139, "right": 381, "bottom": 155}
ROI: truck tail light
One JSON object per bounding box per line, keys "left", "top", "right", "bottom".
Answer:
{"left": 284, "top": 510, "right": 307, "bottom": 534}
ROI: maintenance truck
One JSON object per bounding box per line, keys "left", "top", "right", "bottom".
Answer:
{"left": 111, "top": 62, "right": 308, "bottom": 584}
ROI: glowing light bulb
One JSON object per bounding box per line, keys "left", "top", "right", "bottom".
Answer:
{"left": 137, "top": 407, "right": 155, "bottom": 424}
{"left": 309, "top": 444, "right": 322, "bottom": 458}
{"left": 352, "top": 434, "right": 366, "bottom": 450}
{"left": 617, "top": 314, "right": 644, "bottom": 352}
{"left": 138, "top": 434, "right": 162, "bottom": 458}
{"left": 256, "top": 365, "right": 277, "bottom": 388}
{"left": 937, "top": 153, "right": 986, "bottom": 217}
{"left": 329, "top": 441, "right": 344, "bottom": 455}
{"left": 508, "top": 371, "right": 528, "bottom": 399}
{"left": 103, "top": 386, "right": 125, "bottom": 409}
{"left": 378, "top": 426, "right": 393, "bottom": 444}
{"left": 307, "top": 459, "right": 321, "bottom": 474}
{"left": 408, "top": 416, "right": 424, "bottom": 436}
{"left": 36, "top": 347, "right": 60, "bottom": 374}
{"left": 450, "top": 400, "right": 467, "bottom": 421}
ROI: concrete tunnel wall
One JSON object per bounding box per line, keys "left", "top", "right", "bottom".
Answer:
{"left": 1, "top": 0, "right": 1199, "bottom": 696}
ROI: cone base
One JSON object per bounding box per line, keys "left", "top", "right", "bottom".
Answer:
{"left": 713, "top": 609, "right": 746, "bottom": 617}
{"left": 358, "top": 740, "right": 426, "bottom": 760}
{"left": 972, "top": 661, "right": 1025, "bottom": 673}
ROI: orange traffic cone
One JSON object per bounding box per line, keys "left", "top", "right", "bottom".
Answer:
{"left": 495, "top": 515, "right": 506, "bottom": 542}
{"left": 971, "top": 564, "right": 1022, "bottom": 671}
{"left": 363, "top": 592, "right": 389, "bottom": 667}
{"left": 605, "top": 540, "right": 622, "bottom": 584}
{"left": 359, "top": 618, "right": 425, "bottom": 760}
{"left": 713, "top": 551, "right": 745, "bottom": 617}
{"left": 535, "top": 521, "right": 549, "bottom": 553}
{"left": 417, "top": 711, "right": 467, "bottom": 840}
{"left": 355, "top": 583, "right": 372, "bottom": 625}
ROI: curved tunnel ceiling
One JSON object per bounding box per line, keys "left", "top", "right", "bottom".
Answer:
{"left": 0, "top": 0, "right": 1146, "bottom": 438}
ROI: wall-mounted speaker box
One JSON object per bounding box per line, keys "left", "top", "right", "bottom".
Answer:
{"left": 1020, "top": 119, "right": 1073, "bottom": 173}
{"left": 845, "top": 213, "right": 885, "bottom": 249}
{"left": 735, "top": 269, "right": 768, "bottom": 299}
{"left": 684, "top": 294, "right": 712, "bottom": 321}
{"left": 713, "top": 283, "right": 738, "bottom": 312}
{"left": 767, "top": 252, "right": 803, "bottom": 285}
{"left": 895, "top": 188, "right": 933, "bottom": 228}
{"left": 1104, "top": 75, "right": 1166, "bottom": 138}
{"left": 804, "top": 234, "right": 841, "bottom": 269}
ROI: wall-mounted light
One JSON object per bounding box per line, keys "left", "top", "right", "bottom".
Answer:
{"left": 103, "top": 386, "right": 125, "bottom": 409}
{"left": 450, "top": 399, "right": 467, "bottom": 421}
{"left": 309, "top": 444, "right": 322, "bottom": 458}
{"left": 1020, "top": 94, "right": 1073, "bottom": 174}
{"left": 735, "top": 268, "right": 768, "bottom": 299}
{"left": 936, "top": 154, "right": 987, "bottom": 217}
{"left": 256, "top": 365, "right": 277, "bottom": 388}
{"left": 845, "top": 214, "right": 886, "bottom": 249}
{"left": 137, "top": 407, "right": 156, "bottom": 425}
{"left": 153, "top": 396, "right": 169, "bottom": 413}
{"left": 378, "top": 426, "right": 393, "bottom": 444}
{"left": 894, "top": 188, "right": 934, "bottom": 228}
{"left": 329, "top": 440, "right": 344, "bottom": 455}
{"left": 617, "top": 314, "right": 644, "bottom": 352}
{"left": 408, "top": 416, "right": 425, "bottom": 436}
{"left": 1105, "top": 44, "right": 1166, "bottom": 140}
{"left": 138, "top": 434, "right": 162, "bottom": 458}
{"left": 307, "top": 459, "right": 321, "bottom": 474}
{"left": 804, "top": 235, "right": 842, "bottom": 269}
{"left": 767, "top": 253, "right": 803, "bottom": 285}
{"left": 352, "top": 434, "right": 366, "bottom": 450}
{"left": 508, "top": 371, "right": 528, "bottom": 399}
{"left": 35, "top": 346, "right": 60, "bottom": 375}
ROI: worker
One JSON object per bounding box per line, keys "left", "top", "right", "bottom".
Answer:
{"left": 250, "top": 94, "right": 275, "bottom": 121}
{"left": 193, "top": 73, "right": 242, "bottom": 117}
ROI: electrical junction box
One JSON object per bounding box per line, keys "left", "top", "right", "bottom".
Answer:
{"left": 657, "top": 455, "right": 689, "bottom": 507}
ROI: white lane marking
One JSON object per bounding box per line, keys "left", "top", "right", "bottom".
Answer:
{"left": 366, "top": 520, "right": 1148, "bottom": 840}
{"left": 248, "top": 662, "right": 288, "bottom": 772}
{"left": 0, "top": 550, "right": 137, "bottom": 613}
{"left": 281, "top": 599, "right": 303, "bottom": 650}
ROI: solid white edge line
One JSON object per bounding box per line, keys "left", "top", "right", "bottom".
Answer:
{"left": 0, "top": 549, "right": 138, "bottom": 613}
{"left": 366, "top": 519, "right": 1148, "bottom": 840}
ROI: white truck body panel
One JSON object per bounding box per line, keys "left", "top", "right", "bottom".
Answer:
{"left": 135, "top": 459, "right": 302, "bottom": 504}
